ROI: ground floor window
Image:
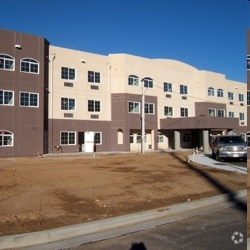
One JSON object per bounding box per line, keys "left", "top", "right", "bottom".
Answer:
{"left": 247, "top": 132, "right": 250, "bottom": 147}
{"left": 94, "top": 132, "right": 102, "bottom": 145}
{"left": 0, "top": 131, "right": 13, "bottom": 146}
{"left": 61, "top": 131, "right": 76, "bottom": 145}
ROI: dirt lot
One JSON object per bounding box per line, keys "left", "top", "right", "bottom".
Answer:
{"left": 0, "top": 151, "right": 247, "bottom": 237}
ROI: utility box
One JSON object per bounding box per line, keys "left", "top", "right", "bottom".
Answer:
{"left": 84, "top": 131, "right": 95, "bottom": 152}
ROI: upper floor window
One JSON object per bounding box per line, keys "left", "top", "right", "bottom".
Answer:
{"left": 128, "top": 75, "right": 139, "bottom": 86}
{"left": 61, "top": 67, "right": 75, "bottom": 80}
{"left": 247, "top": 91, "right": 250, "bottom": 106}
{"left": 163, "top": 82, "right": 172, "bottom": 92}
{"left": 142, "top": 77, "right": 153, "bottom": 88}
{"left": 21, "top": 58, "right": 39, "bottom": 73}
{"left": 208, "top": 108, "right": 216, "bottom": 117}
{"left": 217, "top": 109, "right": 225, "bottom": 117}
{"left": 88, "top": 71, "right": 100, "bottom": 83}
{"left": 61, "top": 97, "right": 75, "bottom": 110}
{"left": 0, "top": 131, "right": 13, "bottom": 146}
{"left": 0, "top": 90, "right": 14, "bottom": 105}
{"left": 88, "top": 100, "right": 100, "bottom": 112}
{"left": 228, "top": 111, "right": 234, "bottom": 118}
{"left": 239, "top": 94, "right": 244, "bottom": 102}
{"left": 228, "top": 92, "right": 234, "bottom": 100}
{"left": 164, "top": 106, "right": 173, "bottom": 117}
{"left": 180, "top": 85, "right": 188, "bottom": 94}
{"left": 145, "top": 103, "right": 154, "bottom": 114}
{"left": 20, "top": 92, "right": 38, "bottom": 107}
{"left": 217, "top": 89, "right": 224, "bottom": 97}
{"left": 128, "top": 101, "right": 140, "bottom": 113}
{"left": 180, "top": 107, "right": 188, "bottom": 117}
{"left": 0, "top": 54, "right": 14, "bottom": 71}
{"left": 208, "top": 87, "right": 214, "bottom": 96}
{"left": 247, "top": 55, "right": 250, "bottom": 70}
{"left": 239, "top": 112, "right": 245, "bottom": 121}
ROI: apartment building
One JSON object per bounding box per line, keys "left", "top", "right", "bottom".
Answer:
{"left": 247, "top": 29, "right": 250, "bottom": 158}
{"left": 0, "top": 29, "right": 247, "bottom": 157}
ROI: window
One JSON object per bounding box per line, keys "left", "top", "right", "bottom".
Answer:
{"left": 228, "top": 92, "right": 234, "bottom": 100}
{"left": 228, "top": 111, "right": 234, "bottom": 118}
{"left": 217, "top": 109, "right": 225, "bottom": 117}
{"left": 239, "top": 113, "right": 245, "bottom": 121}
{"left": 128, "top": 101, "right": 140, "bottom": 113}
{"left": 180, "top": 107, "right": 188, "bottom": 117}
{"left": 145, "top": 103, "right": 154, "bottom": 114}
{"left": 0, "top": 90, "right": 14, "bottom": 105}
{"left": 61, "top": 97, "right": 75, "bottom": 110}
{"left": 163, "top": 82, "right": 172, "bottom": 92}
{"left": 130, "top": 133, "right": 134, "bottom": 143}
{"left": 239, "top": 94, "right": 244, "bottom": 102}
{"left": 0, "top": 131, "right": 13, "bottom": 146}
{"left": 247, "top": 132, "right": 250, "bottom": 147}
{"left": 217, "top": 89, "right": 224, "bottom": 97}
{"left": 61, "top": 67, "right": 75, "bottom": 80}
{"left": 180, "top": 85, "right": 188, "bottom": 94}
{"left": 94, "top": 132, "right": 102, "bottom": 144}
{"left": 247, "top": 55, "right": 250, "bottom": 70}
{"left": 0, "top": 54, "right": 14, "bottom": 70}
{"left": 248, "top": 91, "right": 250, "bottom": 106}
{"left": 21, "top": 58, "right": 39, "bottom": 73}
{"left": 183, "top": 133, "right": 191, "bottom": 142}
{"left": 142, "top": 77, "right": 153, "bottom": 88}
{"left": 208, "top": 87, "right": 214, "bottom": 96}
{"left": 20, "top": 92, "right": 38, "bottom": 107}
{"left": 61, "top": 132, "right": 76, "bottom": 145}
{"left": 128, "top": 75, "right": 139, "bottom": 86}
{"left": 88, "top": 100, "right": 100, "bottom": 112}
{"left": 164, "top": 106, "right": 173, "bottom": 117}
{"left": 136, "top": 133, "right": 147, "bottom": 143}
{"left": 88, "top": 71, "right": 100, "bottom": 83}
{"left": 158, "top": 134, "right": 164, "bottom": 143}
{"left": 208, "top": 108, "right": 216, "bottom": 117}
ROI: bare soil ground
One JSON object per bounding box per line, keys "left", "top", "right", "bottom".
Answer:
{"left": 0, "top": 151, "right": 246, "bottom": 237}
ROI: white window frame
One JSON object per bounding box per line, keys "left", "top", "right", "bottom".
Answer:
{"left": 61, "top": 67, "right": 76, "bottom": 80}
{"left": 128, "top": 75, "right": 139, "bottom": 86}
{"left": 228, "top": 92, "right": 234, "bottom": 100}
{"left": 20, "top": 92, "right": 39, "bottom": 107}
{"left": 239, "top": 112, "right": 245, "bottom": 121}
{"left": 61, "top": 97, "right": 76, "bottom": 111}
{"left": 88, "top": 100, "right": 101, "bottom": 112}
{"left": 145, "top": 103, "right": 154, "bottom": 114}
{"left": 60, "top": 131, "right": 76, "bottom": 145}
{"left": 180, "top": 107, "right": 188, "bottom": 117}
{"left": 239, "top": 94, "right": 244, "bottom": 102}
{"left": 128, "top": 101, "right": 140, "bottom": 113}
{"left": 142, "top": 77, "right": 153, "bottom": 88}
{"left": 228, "top": 111, "right": 234, "bottom": 118}
{"left": 0, "top": 54, "right": 14, "bottom": 71}
{"left": 94, "top": 132, "right": 102, "bottom": 145}
{"left": 180, "top": 85, "right": 188, "bottom": 95}
{"left": 217, "top": 109, "right": 225, "bottom": 117}
{"left": 0, "top": 90, "right": 14, "bottom": 106}
{"left": 21, "top": 58, "right": 39, "bottom": 74}
{"left": 0, "top": 130, "right": 13, "bottom": 146}
{"left": 164, "top": 106, "right": 173, "bottom": 117}
{"left": 88, "top": 71, "right": 101, "bottom": 83}
{"left": 217, "top": 89, "right": 224, "bottom": 98}
{"left": 208, "top": 87, "right": 214, "bottom": 96}
{"left": 163, "top": 82, "right": 172, "bottom": 92}
{"left": 208, "top": 108, "right": 216, "bottom": 117}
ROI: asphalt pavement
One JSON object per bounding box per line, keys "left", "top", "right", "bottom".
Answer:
{"left": 0, "top": 152, "right": 247, "bottom": 250}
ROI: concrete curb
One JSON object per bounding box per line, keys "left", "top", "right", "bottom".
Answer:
{"left": 0, "top": 189, "right": 246, "bottom": 250}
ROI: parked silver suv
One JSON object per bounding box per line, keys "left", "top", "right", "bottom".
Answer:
{"left": 211, "top": 135, "right": 247, "bottom": 162}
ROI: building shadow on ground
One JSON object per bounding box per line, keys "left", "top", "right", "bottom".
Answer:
{"left": 170, "top": 152, "right": 246, "bottom": 213}
{"left": 130, "top": 242, "right": 147, "bottom": 250}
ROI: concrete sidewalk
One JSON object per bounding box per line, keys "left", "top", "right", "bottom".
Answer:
{"left": 189, "top": 152, "right": 247, "bottom": 175}
{"left": 0, "top": 190, "right": 246, "bottom": 250}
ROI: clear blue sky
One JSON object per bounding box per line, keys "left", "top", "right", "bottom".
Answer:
{"left": 1, "top": 0, "right": 249, "bottom": 82}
